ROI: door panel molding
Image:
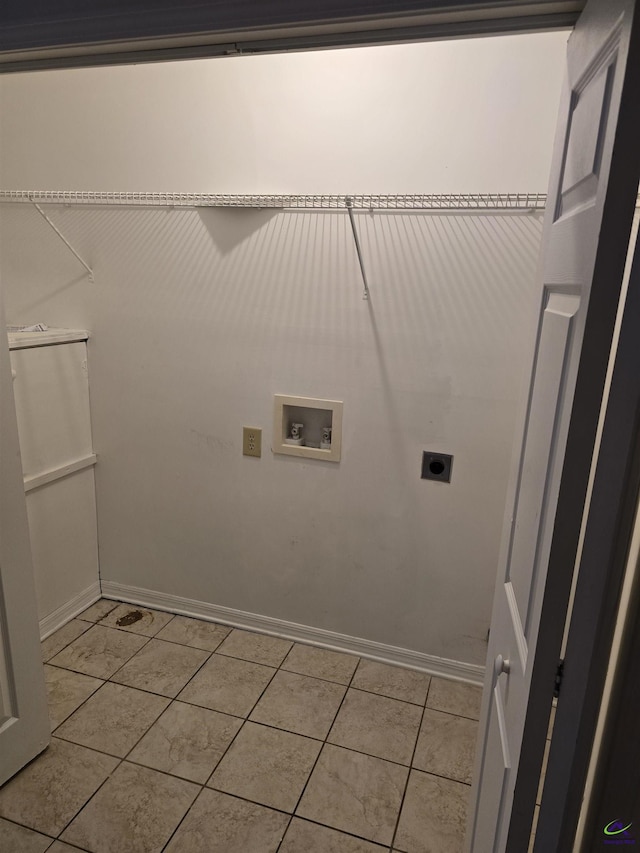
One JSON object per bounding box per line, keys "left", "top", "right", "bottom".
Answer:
{"left": 505, "top": 582, "right": 528, "bottom": 672}
{"left": 556, "top": 24, "right": 620, "bottom": 219}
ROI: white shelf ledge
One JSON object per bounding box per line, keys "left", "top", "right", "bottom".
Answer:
{"left": 7, "top": 328, "right": 90, "bottom": 350}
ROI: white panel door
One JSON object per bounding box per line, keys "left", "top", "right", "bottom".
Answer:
{"left": 0, "top": 290, "right": 50, "bottom": 784}
{"left": 467, "top": 1, "right": 639, "bottom": 850}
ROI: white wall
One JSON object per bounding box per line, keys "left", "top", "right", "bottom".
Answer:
{"left": 0, "top": 33, "right": 567, "bottom": 193}
{"left": 0, "top": 32, "right": 566, "bottom": 667}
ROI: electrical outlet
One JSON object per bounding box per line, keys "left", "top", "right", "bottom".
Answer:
{"left": 243, "top": 427, "right": 262, "bottom": 457}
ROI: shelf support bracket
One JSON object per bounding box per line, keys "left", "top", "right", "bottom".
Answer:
{"left": 345, "top": 196, "right": 370, "bottom": 300}
{"left": 32, "top": 201, "right": 94, "bottom": 282}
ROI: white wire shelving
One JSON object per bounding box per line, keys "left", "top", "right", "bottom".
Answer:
{"left": 0, "top": 191, "right": 548, "bottom": 211}
{"left": 0, "top": 191, "right": 549, "bottom": 297}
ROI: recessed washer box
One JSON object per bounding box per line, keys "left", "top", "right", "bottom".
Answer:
{"left": 273, "top": 395, "right": 343, "bottom": 462}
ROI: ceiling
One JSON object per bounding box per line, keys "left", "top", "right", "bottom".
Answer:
{"left": 0, "top": 1, "right": 582, "bottom": 72}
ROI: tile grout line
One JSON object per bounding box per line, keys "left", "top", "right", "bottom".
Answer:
{"left": 46, "top": 834, "right": 87, "bottom": 852}
{"left": 42, "top": 605, "right": 193, "bottom": 847}
{"left": 273, "top": 653, "right": 361, "bottom": 852}
{"left": 46, "top": 673, "right": 105, "bottom": 732}
{"left": 111, "top": 623, "right": 235, "bottom": 768}
{"left": 50, "top": 610, "right": 159, "bottom": 682}
{"left": 158, "top": 639, "right": 294, "bottom": 851}
{"left": 158, "top": 786, "right": 205, "bottom": 853}
{"left": 388, "top": 675, "right": 434, "bottom": 852}
{"left": 104, "top": 616, "right": 187, "bottom": 685}
{"left": 21, "top": 606, "right": 136, "bottom": 844}
{"left": 55, "top": 684, "right": 171, "bottom": 763}
{"left": 222, "top": 637, "right": 350, "bottom": 851}
{"left": 158, "top": 631, "right": 299, "bottom": 851}
{"left": 42, "top": 621, "right": 92, "bottom": 664}
{"left": 52, "top": 750, "right": 127, "bottom": 844}
{"left": 0, "top": 816, "right": 57, "bottom": 846}
{"left": 53, "top": 679, "right": 201, "bottom": 846}
{"left": 280, "top": 814, "right": 395, "bottom": 852}
{"left": 50, "top": 631, "right": 162, "bottom": 714}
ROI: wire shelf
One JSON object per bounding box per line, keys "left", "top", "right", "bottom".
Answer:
{"left": 0, "top": 191, "right": 548, "bottom": 211}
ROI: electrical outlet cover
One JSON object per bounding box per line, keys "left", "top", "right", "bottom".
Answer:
{"left": 243, "top": 427, "right": 262, "bottom": 457}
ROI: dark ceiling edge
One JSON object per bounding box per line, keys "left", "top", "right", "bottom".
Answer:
{"left": 0, "top": 12, "right": 577, "bottom": 74}
{"left": 0, "top": 1, "right": 583, "bottom": 49}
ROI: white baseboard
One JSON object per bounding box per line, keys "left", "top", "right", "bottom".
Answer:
{"left": 101, "top": 580, "right": 485, "bottom": 685}
{"left": 39, "top": 580, "right": 102, "bottom": 640}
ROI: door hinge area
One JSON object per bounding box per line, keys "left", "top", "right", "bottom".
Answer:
{"left": 554, "top": 658, "right": 564, "bottom": 698}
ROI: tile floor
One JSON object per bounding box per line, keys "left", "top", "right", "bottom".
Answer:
{"left": 0, "top": 600, "right": 483, "bottom": 853}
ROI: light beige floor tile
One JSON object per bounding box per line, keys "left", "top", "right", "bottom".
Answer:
{"left": 328, "top": 688, "right": 422, "bottom": 765}
{"left": 351, "top": 659, "right": 431, "bottom": 705}
{"left": 128, "top": 701, "right": 242, "bottom": 783}
{"left": 208, "top": 721, "right": 321, "bottom": 812}
{"left": 163, "top": 788, "right": 289, "bottom": 853}
{"left": 0, "top": 738, "right": 118, "bottom": 837}
{"left": 111, "top": 638, "right": 209, "bottom": 697}
{"left": 45, "top": 665, "right": 103, "bottom": 730}
{"left": 395, "top": 770, "right": 469, "bottom": 853}
{"left": 48, "top": 843, "right": 89, "bottom": 852}
{"left": 282, "top": 644, "right": 358, "bottom": 684}
{"left": 215, "top": 629, "right": 292, "bottom": 667}
{"left": 178, "top": 654, "right": 275, "bottom": 717}
{"left": 55, "top": 682, "right": 170, "bottom": 757}
{"left": 413, "top": 709, "right": 478, "bottom": 784}
{"left": 61, "top": 761, "right": 198, "bottom": 853}
{"left": 97, "top": 604, "right": 174, "bottom": 637}
{"left": 0, "top": 817, "right": 52, "bottom": 853}
{"left": 48, "top": 625, "right": 147, "bottom": 679}
{"left": 249, "top": 670, "right": 346, "bottom": 739}
{"left": 296, "top": 744, "right": 408, "bottom": 846}
{"left": 77, "top": 599, "right": 119, "bottom": 623}
{"left": 155, "top": 615, "right": 230, "bottom": 651}
{"left": 426, "top": 678, "right": 482, "bottom": 720}
{"left": 280, "top": 818, "right": 388, "bottom": 852}
{"left": 41, "top": 620, "right": 91, "bottom": 662}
